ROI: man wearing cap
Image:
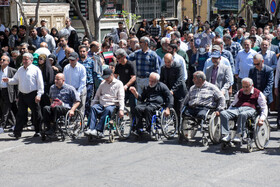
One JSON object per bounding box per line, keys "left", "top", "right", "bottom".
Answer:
{"left": 63, "top": 52, "right": 87, "bottom": 115}
{"left": 205, "top": 51, "right": 231, "bottom": 101}
{"left": 85, "top": 68, "right": 125, "bottom": 138}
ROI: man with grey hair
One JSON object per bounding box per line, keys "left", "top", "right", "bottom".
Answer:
{"left": 129, "top": 72, "right": 173, "bottom": 135}
{"left": 3, "top": 53, "right": 44, "bottom": 139}
{"left": 249, "top": 54, "right": 273, "bottom": 105}
{"left": 220, "top": 77, "right": 268, "bottom": 142}
{"left": 41, "top": 27, "right": 56, "bottom": 52}
{"left": 156, "top": 37, "right": 170, "bottom": 59}
{"left": 171, "top": 31, "right": 188, "bottom": 52}
{"left": 233, "top": 28, "right": 245, "bottom": 46}
{"left": 258, "top": 40, "right": 277, "bottom": 70}
{"left": 128, "top": 36, "right": 160, "bottom": 94}
{"left": 182, "top": 71, "right": 225, "bottom": 122}
{"left": 59, "top": 17, "right": 76, "bottom": 37}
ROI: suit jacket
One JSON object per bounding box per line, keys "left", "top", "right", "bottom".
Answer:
{"left": 248, "top": 64, "right": 274, "bottom": 104}
{"left": 205, "top": 63, "right": 231, "bottom": 100}
{"left": 160, "top": 61, "right": 187, "bottom": 100}
{"left": 4, "top": 67, "right": 17, "bottom": 103}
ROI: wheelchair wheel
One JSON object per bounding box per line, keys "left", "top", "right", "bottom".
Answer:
{"left": 161, "top": 108, "right": 178, "bottom": 139}
{"left": 65, "top": 110, "right": 84, "bottom": 139}
{"left": 208, "top": 112, "right": 221, "bottom": 144}
{"left": 108, "top": 133, "right": 115, "bottom": 143}
{"left": 254, "top": 116, "right": 270, "bottom": 150}
{"left": 180, "top": 117, "right": 197, "bottom": 141}
{"left": 116, "top": 107, "right": 132, "bottom": 139}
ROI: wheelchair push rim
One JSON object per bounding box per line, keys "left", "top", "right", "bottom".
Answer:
{"left": 116, "top": 107, "right": 132, "bottom": 139}
{"left": 254, "top": 116, "right": 270, "bottom": 150}
{"left": 161, "top": 108, "right": 178, "bottom": 139}
{"left": 65, "top": 110, "right": 84, "bottom": 139}
{"left": 208, "top": 112, "right": 221, "bottom": 144}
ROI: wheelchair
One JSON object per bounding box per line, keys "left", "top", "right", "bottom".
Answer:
{"left": 86, "top": 106, "right": 132, "bottom": 143}
{"left": 41, "top": 109, "right": 84, "bottom": 141}
{"left": 178, "top": 107, "right": 220, "bottom": 146}
{"left": 133, "top": 106, "right": 178, "bottom": 141}
{"left": 219, "top": 112, "right": 270, "bottom": 152}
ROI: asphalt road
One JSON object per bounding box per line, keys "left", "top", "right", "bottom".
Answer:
{"left": 0, "top": 114, "right": 280, "bottom": 187}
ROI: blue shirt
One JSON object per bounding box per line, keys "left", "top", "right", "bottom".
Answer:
{"left": 53, "top": 47, "right": 66, "bottom": 64}
{"left": 49, "top": 83, "right": 80, "bottom": 109}
{"left": 78, "top": 57, "right": 102, "bottom": 85}
{"left": 224, "top": 41, "right": 243, "bottom": 61}
{"left": 221, "top": 49, "right": 235, "bottom": 74}
{"left": 32, "top": 36, "right": 44, "bottom": 49}
{"left": 0, "top": 66, "right": 8, "bottom": 88}
{"left": 128, "top": 49, "right": 160, "bottom": 78}
{"left": 235, "top": 49, "right": 258, "bottom": 78}
{"left": 259, "top": 50, "right": 278, "bottom": 70}
{"left": 63, "top": 62, "right": 86, "bottom": 95}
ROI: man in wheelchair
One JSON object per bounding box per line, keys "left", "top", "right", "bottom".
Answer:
{"left": 220, "top": 77, "right": 268, "bottom": 143}
{"left": 182, "top": 71, "right": 226, "bottom": 122}
{"left": 84, "top": 68, "right": 124, "bottom": 138}
{"left": 129, "top": 72, "right": 173, "bottom": 135}
{"left": 43, "top": 73, "right": 81, "bottom": 135}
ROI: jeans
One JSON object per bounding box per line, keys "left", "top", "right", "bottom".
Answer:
{"left": 89, "top": 104, "right": 116, "bottom": 132}
{"left": 85, "top": 84, "right": 94, "bottom": 118}
{"left": 220, "top": 106, "right": 256, "bottom": 135}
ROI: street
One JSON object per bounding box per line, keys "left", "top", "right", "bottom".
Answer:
{"left": 0, "top": 114, "right": 280, "bottom": 187}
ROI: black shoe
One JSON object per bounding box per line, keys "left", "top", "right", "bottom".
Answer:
{"left": 33, "top": 133, "right": 41, "bottom": 137}
{"left": 8, "top": 133, "right": 20, "bottom": 139}
{"left": 45, "top": 129, "right": 54, "bottom": 135}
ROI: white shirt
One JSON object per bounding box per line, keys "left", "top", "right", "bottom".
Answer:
{"left": 0, "top": 24, "right": 5, "bottom": 32}
{"left": 231, "top": 88, "right": 268, "bottom": 120}
{"left": 174, "top": 53, "right": 188, "bottom": 80}
{"left": 34, "top": 47, "right": 51, "bottom": 56}
{"left": 8, "top": 64, "right": 44, "bottom": 97}
{"left": 0, "top": 66, "right": 8, "bottom": 88}
{"left": 42, "top": 34, "right": 56, "bottom": 53}
{"left": 63, "top": 62, "right": 86, "bottom": 96}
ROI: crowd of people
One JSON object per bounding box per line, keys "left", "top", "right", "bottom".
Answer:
{"left": 0, "top": 14, "right": 279, "bottom": 142}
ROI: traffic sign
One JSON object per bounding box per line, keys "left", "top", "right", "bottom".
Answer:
{"left": 271, "top": 0, "right": 276, "bottom": 14}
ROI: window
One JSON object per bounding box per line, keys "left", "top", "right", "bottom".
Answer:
{"left": 102, "top": 0, "right": 124, "bottom": 19}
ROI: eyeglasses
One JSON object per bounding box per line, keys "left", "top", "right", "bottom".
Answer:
{"left": 253, "top": 63, "right": 260, "bottom": 66}
{"left": 0, "top": 59, "right": 6, "bottom": 61}
{"left": 39, "top": 58, "right": 44, "bottom": 60}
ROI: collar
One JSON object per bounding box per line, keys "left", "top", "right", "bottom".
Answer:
{"left": 1, "top": 66, "right": 8, "bottom": 72}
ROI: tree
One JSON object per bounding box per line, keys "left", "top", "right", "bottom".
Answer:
{"left": 192, "top": 0, "right": 197, "bottom": 23}
{"left": 121, "top": 10, "right": 141, "bottom": 34}
{"left": 237, "top": 0, "right": 256, "bottom": 30}
{"left": 13, "top": 0, "right": 41, "bottom": 42}
{"left": 93, "top": 0, "right": 109, "bottom": 41}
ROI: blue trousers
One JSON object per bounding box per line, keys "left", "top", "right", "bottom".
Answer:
{"left": 220, "top": 106, "right": 256, "bottom": 135}
{"left": 89, "top": 104, "right": 116, "bottom": 132}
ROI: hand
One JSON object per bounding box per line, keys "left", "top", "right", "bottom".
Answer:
{"left": 2, "top": 77, "right": 9, "bottom": 83}
{"left": 118, "top": 110, "right": 124, "bottom": 118}
{"left": 69, "top": 109, "right": 75, "bottom": 117}
{"left": 52, "top": 66, "right": 59, "bottom": 71}
{"left": 35, "top": 96, "right": 41, "bottom": 103}
{"left": 124, "top": 85, "right": 128, "bottom": 91}
{"left": 258, "top": 119, "right": 264, "bottom": 126}
{"left": 221, "top": 90, "right": 225, "bottom": 95}
{"left": 170, "top": 91, "right": 173, "bottom": 95}
{"left": 234, "top": 74, "right": 239, "bottom": 79}
{"left": 215, "top": 111, "right": 220, "bottom": 116}
{"left": 275, "top": 88, "right": 278, "bottom": 96}
{"left": 129, "top": 86, "right": 137, "bottom": 95}
{"left": 164, "top": 107, "right": 170, "bottom": 117}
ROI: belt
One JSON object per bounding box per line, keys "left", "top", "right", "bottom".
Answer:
{"left": 20, "top": 90, "right": 37, "bottom": 95}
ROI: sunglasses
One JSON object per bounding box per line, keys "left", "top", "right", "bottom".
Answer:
{"left": 253, "top": 63, "right": 260, "bottom": 66}
{"left": 39, "top": 58, "right": 45, "bottom": 60}
{"left": 0, "top": 59, "right": 7, "bottom": 61}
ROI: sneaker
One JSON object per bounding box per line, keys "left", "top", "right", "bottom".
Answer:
{"left": 84, "top": 129, "right": 92, "bottom": 136}
{"left": 90, "top": 129, "right": 98, "bottom": 136}
{"left": 221, "top": 134, "right": 231, "bottom": 142}
{"left": 8, "top": 133, "right": 20, "bottom": 139}
{"left": 33, "top": 133, "right": 41, "bottom": 137}
{"left": 0, "top": 127, "right": 4, "bottom": 134}
{"left": 97, "top": 131, "right": 104, "bottom": 138}
{"left": 9, "top": 125, "right": 15, "bottom": 132}
{"left": 232, "top": 134, "right": 242, "bottom": 143}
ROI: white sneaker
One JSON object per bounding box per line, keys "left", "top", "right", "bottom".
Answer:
{"left": 233, "top": 134, "right": 242, "bottom": 143}
{"left": 90, "top": 129, "right": 98, "bottom": 136}
{"left": 0, "top": 127, "right": 4, "bottom": 134}
{"left": 84, "top": 129, "right": 92, "bottom": 135}
{"left": 221, "top": 134, "right": 231, "bottom": 142}
{"left": 97, "top": 131, "right": 104, "bottom": 138}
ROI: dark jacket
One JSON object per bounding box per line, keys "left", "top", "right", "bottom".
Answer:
{"left": 138, "top": 82, "right": 174, "bottom": 108}
{"left": 248, "top": 64, "right": 274, "bottom": 104}
{"left": 160, "top": 61, "right": 187, "bottom": 100}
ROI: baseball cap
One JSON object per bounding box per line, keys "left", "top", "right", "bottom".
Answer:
{"left": 211, "top": 51, "right": 221, "bottom": 58}
{"left": 102, "top": 68, "right": 113, "bottom": 79}
{"left": 68, "top": 52, "right": 79, "bottom": 60}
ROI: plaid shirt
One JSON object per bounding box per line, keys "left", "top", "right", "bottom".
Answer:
{"left": 224, "top": 41, "right": 242, "bottom": 60}
{"left": 149, "top": 25, "right": 161, "bottom": 38}
{"left": 184, "top": 81, "right": 225, "bottom": 111}
{"left": 128, "top": 49, "right": 160, "bottom": 78}
{"left": 79, "top": 57, "right": 100, "bottom": 85}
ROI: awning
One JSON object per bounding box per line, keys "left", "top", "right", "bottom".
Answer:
{"left": 214, "top": 0, "right": 239, "bottom": 10}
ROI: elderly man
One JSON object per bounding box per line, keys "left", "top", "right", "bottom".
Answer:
{"left": 221, "top": 78, "right": 268, "bottom": 142}
{"left": 41, "top": 27, "right": 56, "bottom": 53}
{"left": 258, "top": 40, "right": 277, "bottom": 70}
{"left": 223, "top": 34, "right": 243, "bottom": 62}
{"left": 205, "top": 51, "right": 231, "bottom": 101}
{"left": 85, "top": 68, "right": 124, "bottom": 138}
{"left": 160, "top": 53, "right": 187, "bottom": 119}
{"left": 128, "top": 36, "right": 160, "bottom": 94}
{"left": 43, "top": 73, "right": 80, "bottom": 135}
{"left": 3, "top": 53, "right": 44, "bottom": 139}
{"left": 60, "top": 47, "right": 74, "bottom": 71}
{"left": 0, "top": 55, "right": 17, "bottom": 132}
{"left": 249, "top": 26, "right": 263, "bottom": 47}
{"left": 34, "top": 42, "right": 51, "bottom": 56}
{"left": 183, "top": 71, "right": 225, "bottom": 121}
{"left": 130, "top": 72, "right": 173, "bottom": 135}
{"left": 156, "top": 37, "right": 170, "bottom": 59}
{"left": 235, "top": 39, "right": 258, "bottom": 90}
{"left": 63, "top": 52, "right": 87, "bottom": 115}
{"left": 233, "top": 28, "right": 245, "bottom": 46}
{"left": 248, "top": 54, "right": 274, "bottom": 105}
